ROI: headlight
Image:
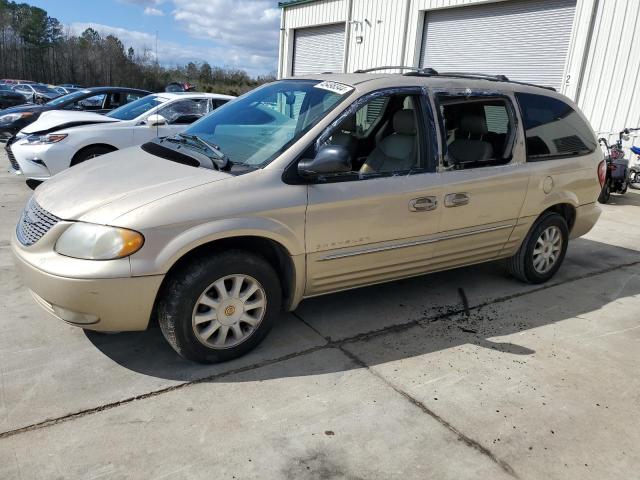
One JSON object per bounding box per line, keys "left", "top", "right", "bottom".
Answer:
{"left": 26, "top": 133, "right": 67, "bottom": 145}
{"left": 55, "top": 223, "right": 144, "bottom": 260}
{"left": 0, "top": 112, "right": 33, "bottom": 123}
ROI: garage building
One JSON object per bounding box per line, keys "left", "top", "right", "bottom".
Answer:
{"left": 278, "top": 0, "right": 640, "bottom": 148}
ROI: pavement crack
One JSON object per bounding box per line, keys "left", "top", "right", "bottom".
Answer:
{"left": 337, "top": 345, "right": 519, "bottom": 479}
{"left": 0, "top": 259, "right": 638, "bottom": 441}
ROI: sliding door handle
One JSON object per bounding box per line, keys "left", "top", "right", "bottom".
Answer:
{"left": 409, "top": 196, "right": 438, "bottom": 212}
{"left": 444, "top": 192, "right": 470, "bottom": 207}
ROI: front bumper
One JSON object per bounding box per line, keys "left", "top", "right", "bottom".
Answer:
{"left": 12, "top": 236, "right": 165, "bottom": 332}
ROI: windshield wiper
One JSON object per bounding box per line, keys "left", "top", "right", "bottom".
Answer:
{"left": 175, "top": 133, "right": 231, "bottom": 170}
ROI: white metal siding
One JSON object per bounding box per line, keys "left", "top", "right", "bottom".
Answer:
{"left": 284, "top": 0, "right": 349, "bottom": 29}
{"left": 346, "top": 0, "right": 410, "bottom": 72}
{"left": 576, "top": 0, "right": 640, "bottom": 150}
{"left": 293, "top": 23, "right": 346, "bottom": 76}
{"left": 419, "top": 0, "right": 577, "bottom": 90}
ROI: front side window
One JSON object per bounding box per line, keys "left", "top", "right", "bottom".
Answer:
{"left": 516, "top": 92, "right": 597, "bottom": 161}
{"left": 316, "top": 92, "right": 424, "bottom": 178}
{"left": 437, "top": 94, "right": 515, "bottom": 169}
{"left": 157, "top": 99, "right": 211, "bottom": 124}
{"left": 107, "top": 95, "right": 168, "bottom": 121}
{"left": 184, "top": 80, "right": 348, "bottom": 167}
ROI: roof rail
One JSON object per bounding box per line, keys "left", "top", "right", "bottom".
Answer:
{"left": 354, "top": 66, "right": 424, "bottom": 74}
{"left": 437, "top": 71, "right": 556, "bottom": 91}
{"left": 439, "top": 72, "right": 510, "bottom": 81}
{"left": 353, "top": 67, "right": 556, "bottom": 91}
{"left": 403, "top": 68, "right": 439, "bottom": 77}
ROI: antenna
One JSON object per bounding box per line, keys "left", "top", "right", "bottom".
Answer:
{"left": 155, "top": 30, "right": 159, "bottom": 138}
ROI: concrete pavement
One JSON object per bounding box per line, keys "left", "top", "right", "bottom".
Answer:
{"left": 0, "top": 154, "right": 639, "bottom": 479}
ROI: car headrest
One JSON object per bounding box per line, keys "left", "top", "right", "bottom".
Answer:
{"left": 393, "top": 110, "right": 416, "bottom": 135}
{"left": 459, "top": 115, "right": 488, "bottom": 135}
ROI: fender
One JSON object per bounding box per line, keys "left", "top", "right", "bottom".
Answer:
{"left": 129, "top": 216, "right": 305, "bottom": 277}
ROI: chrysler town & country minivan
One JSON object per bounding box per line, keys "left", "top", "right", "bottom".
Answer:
{"left": 12, "top": 71, "right": 603, "bottom": 363}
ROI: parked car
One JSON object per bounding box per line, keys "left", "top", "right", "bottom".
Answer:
{"left": 0, "top": 84, "right": 27, "bottom": 109}
{"left": 7, "top": 92, "right": 233, "bottom": 179}
{"left": 0, "top": 86, "right": 150, "bottom": 142}
{"left": 166, "top": 82, "right": 196, "bottom": 92}
{"left": 53, "top": 86, "right": 80, "bottom": 96}
{"left": 12, "top": 83, "right": 61, "bottom": 104}
{"left": 11, "top": 71, "right": 602, "bottom": 363}
{"left": 0, "top": 79, "right": 36, "bottom": 85}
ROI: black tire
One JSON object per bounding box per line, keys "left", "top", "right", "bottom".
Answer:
{"left": 157, "top": 250, "right": 282, "bottom": 364}
{"left": 507, "top": 212, "right": 569, "bottom": 284}
{"left": 629, "top": 170, "right": 640, "bottom": 190}
{"left": 71, "top": 146, "right": 115, "bottom": 166}
{"left": 598, "top": 181, "right": 611, "bottom": 204}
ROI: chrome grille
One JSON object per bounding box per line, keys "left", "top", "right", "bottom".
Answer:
{"left": 16, "top": 197, "right": 60, "bottom": 246}
{"left": 5, "top": 144, "right": 19, "bottom": 171}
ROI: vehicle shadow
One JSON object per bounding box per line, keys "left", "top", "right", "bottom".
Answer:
{"left": 85, "top": 238, "right": 640, "bottom": 382}
{"left": 606, "top": 191, "right": 640, "bottom": 206}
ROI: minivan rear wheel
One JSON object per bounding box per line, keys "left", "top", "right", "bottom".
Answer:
{"left": 507, "top": 212, "right": 568, "bottom": 284}
{"left": 157, "top": 250, "right": 281, "bottom": 363}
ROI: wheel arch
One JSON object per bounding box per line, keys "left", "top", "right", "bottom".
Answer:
{"left": 70, "top": 143, "right": 118, "bottom": 166}
{"left": 153, "top": 235, "right": 301, "bottom": 314}
{"left": 542, "top": 202, "right": 576, "bottom": 232}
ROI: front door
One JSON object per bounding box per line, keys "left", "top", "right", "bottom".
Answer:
{"left": 304, "top": 89, "right": 442, "bottom": 296}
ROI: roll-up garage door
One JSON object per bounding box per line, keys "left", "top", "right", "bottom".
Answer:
{"left": 419, "top": 0, "right": 576, "bottom": 90}
{"left": 292, "top": 23, "right": 345, "bottom": 76}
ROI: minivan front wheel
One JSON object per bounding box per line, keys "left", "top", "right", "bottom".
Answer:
{"left": 507, "top": 212, "right": 568, "bottom": 284}
{"left": 158, "top": 250, "right": 282, "bottom": 363}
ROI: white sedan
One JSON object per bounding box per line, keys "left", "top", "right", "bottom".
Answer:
{"left": 8, "top": 92, "right": 234, "bottom": 180}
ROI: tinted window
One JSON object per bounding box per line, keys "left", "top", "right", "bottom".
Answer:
{"left": 516, "top": 92, "right": 597, "bottom": 161}
{"left": 107, "top": 95, "right": 168, "bottom": 120}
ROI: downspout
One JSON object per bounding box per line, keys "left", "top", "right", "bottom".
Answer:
{"left": 399, "top": 0, "right": 412, "bottom": 67}
{"left": 278, "top": 6, "right": 287, "bottom": 79}
{"left": 574, "top": 0, "right": 600, "bottom": 104}
{"left": 343, "top": 0, "right": 354, "bottom": 73}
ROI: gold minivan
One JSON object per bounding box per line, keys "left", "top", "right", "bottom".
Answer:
{"left": 12, "top": 71, "right": 603, "bottom": 363}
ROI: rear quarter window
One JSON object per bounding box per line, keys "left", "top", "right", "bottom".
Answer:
{"left": 516, "top": 92, "right": 597, "bottom": 161}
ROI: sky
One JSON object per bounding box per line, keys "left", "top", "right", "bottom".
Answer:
{"left": 24, "top": 0, "right": 282, "bottom": 77}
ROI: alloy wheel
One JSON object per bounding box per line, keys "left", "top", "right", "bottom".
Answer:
{"left": 191, "top": 274, "right": 267, "bottom": 349}
{"left": 532, "top": 226, "right": 562, "bottom": 274}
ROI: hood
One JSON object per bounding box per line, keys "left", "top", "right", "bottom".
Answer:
{"left": 34, "top": 146, "right": 232, "bottom": 223}
{"left": 0, "top": 103, "right": 44, "bottom": 116}
{"left": 22, "top": 110, "right": 119, "bottom": 134}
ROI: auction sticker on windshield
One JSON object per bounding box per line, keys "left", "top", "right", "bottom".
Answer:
{"left": 314, "top": 81, "right": 353, "bottom": 95}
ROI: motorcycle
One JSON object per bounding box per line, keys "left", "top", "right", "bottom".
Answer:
{"left": 597, "top": 128, "right": 639, "bottom": 203}
{"left": 630, "top": 145, "right": 640, "bottom": 190}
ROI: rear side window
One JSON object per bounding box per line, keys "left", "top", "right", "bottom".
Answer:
{"left": 516, "top": 92, "right": 597, "bottom": 161}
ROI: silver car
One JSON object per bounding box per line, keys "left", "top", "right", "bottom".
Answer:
{"left": 12, "top": 72, "right": 603, "bottom": 363}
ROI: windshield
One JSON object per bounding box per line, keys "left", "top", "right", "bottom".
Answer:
{"left": 107, "top": 95, "right": 167, "bottom": 120}
{"left": 32, "top": 84, "right": 58, "bottom": 95}
{"left": 184, "top": 80, "right": 349, "bottom": 167}
{"left": 46, "top": 89, "right": 92, "bottom": 106}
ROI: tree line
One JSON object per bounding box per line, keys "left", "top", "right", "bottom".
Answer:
{"left": 0, "top": 0, "right": 275, "bottom": 95}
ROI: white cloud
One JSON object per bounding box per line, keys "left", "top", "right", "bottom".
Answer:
{"left": 143, "top": 6, "right": 165, "bottom": 16}
{"left": 70, "top": 1, "right": 281, "bottom": 75}
{"left": 170, "top": 0, "right": 280, "bottom": 69}
{"left": 69, "top": 21, "right": 276, "bottom": 76}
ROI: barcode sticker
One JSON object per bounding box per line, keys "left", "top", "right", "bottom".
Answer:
{"left": 313, "top": 81, "right": 353, "bottom": 95}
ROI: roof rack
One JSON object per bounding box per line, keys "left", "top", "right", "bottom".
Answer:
{"left": 355, "top": 66, "right": 556, "bottom": 91}
{"left": 354, "top": 66, "right": 436, "bottom": 74}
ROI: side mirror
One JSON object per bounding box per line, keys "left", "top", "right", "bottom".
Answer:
{"left": 146, "top": 114, "right": 168, "bottom": 127}
{"left": 298, "top": 145, "right": 352, "bottom": 178}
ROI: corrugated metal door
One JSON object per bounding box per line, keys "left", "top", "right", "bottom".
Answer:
{"left": 292, "top": 23, "right": 345, "bottom": 76}
{"left": 420, "top": 0, "right": 577, "bottom": 90}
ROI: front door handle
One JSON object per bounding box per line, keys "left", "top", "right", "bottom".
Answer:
{"left": 444, "top": 192, "right": 470, "bottom": 207}
{"left": 409, "top": 196, "right": 438, "bottom": 212}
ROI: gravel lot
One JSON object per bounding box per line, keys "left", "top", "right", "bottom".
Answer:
{"left": 1, "top": 152, "right": 639, "bottom": 479}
